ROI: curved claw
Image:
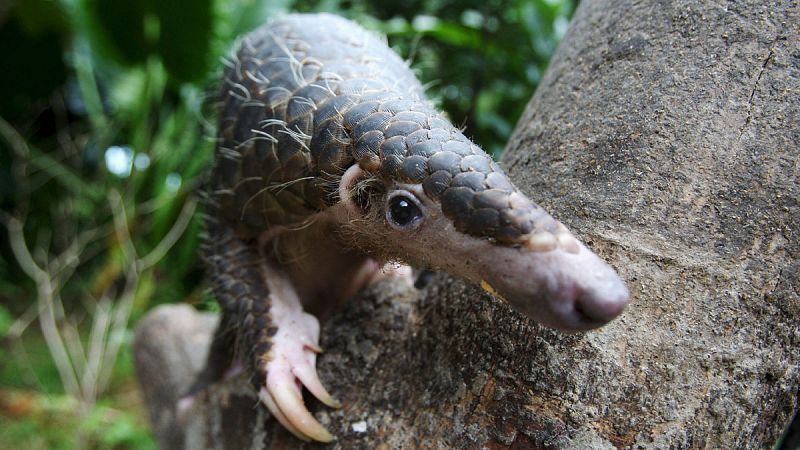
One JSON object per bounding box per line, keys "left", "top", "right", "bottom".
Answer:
{"left": 259, "top": 388, "right": 310, "bottom": 442}
{"left": 304, "top": 343, "right": 323, "bottom": 353}
{"left": 293, "top": 363, "right": 341, "bottom": 408}
{"left": 268, "top": 379, "right": 335, "bottom": 442}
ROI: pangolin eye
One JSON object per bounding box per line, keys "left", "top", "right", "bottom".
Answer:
{"left": 387, "top": 193, "right": 423, "bottom": 229}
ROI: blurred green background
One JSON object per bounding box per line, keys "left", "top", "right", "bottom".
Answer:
{"left": 0, "top": 0, "right": 574, "bottom": 447}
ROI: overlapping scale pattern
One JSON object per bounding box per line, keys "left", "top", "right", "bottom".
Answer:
{"left": 212, "top": 13, "right": 551, "bottom": 243}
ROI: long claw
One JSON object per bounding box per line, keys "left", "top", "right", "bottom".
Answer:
{"left": 259, "top": 388, "right": 310, "bottom": 442}
{"left": 271, "top": 380, "right": 335, "bottom": 442}
{"left": 293, "top": 363, "right": 341, "bottom": 408}
{"left": 304, "top": 343, "right": 323, "bottom": 353}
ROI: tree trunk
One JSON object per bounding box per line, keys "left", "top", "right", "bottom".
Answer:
{"left": 134, "top": 0, "right": 799, "bottom": 448}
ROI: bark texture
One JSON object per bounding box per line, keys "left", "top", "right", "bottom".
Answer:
{"left": 134, "top": 0, "right": 799, "bottom": 448}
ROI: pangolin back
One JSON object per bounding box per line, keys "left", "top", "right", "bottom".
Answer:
{"left": 213, "top": 13, "right": 550, "bottom": 243}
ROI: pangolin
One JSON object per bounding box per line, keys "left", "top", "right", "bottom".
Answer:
{"left": 187, "top": 13, "right": 630, "bottom": 442}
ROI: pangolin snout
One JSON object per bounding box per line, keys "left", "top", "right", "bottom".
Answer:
{"left": 380, "top": 185, "right": 631, "bottom": 331}
{"left": 481, "top": 239, "right": 630, "bottom": 331}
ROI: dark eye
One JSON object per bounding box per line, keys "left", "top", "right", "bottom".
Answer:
{"left": 387, "top": 194, "right": 423, "bottom": 229}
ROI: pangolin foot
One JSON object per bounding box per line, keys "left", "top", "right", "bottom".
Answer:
{"left": 258, "top": 310, "right": 340, "bottom": 442}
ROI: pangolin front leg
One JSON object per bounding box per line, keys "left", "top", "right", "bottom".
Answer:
{"left": 201, "top": 225, "right": 339, "bottom": 442}
{"left": 256, "top": 256, "right": 340, "bottom": 442}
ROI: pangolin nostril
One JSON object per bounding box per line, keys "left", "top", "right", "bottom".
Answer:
{"left": 573, "top": 301, "right": 596, "bottom": 324}
{"left": 575, "top": 288, "right": 630, "bottom": 324}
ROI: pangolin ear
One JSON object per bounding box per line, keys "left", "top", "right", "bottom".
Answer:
{"left": 338, "top": 164, "right": 374, "bottom": 216}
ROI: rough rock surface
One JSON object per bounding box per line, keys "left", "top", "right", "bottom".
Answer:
{"left": 134, "top": 0, "right": 799, "bottom": 448}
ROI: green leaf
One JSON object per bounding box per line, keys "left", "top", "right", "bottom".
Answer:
{"left": 153, "top": 0, "right": 215, "bottom": 84}
{"left": 14, "top": 0, "right": 70, "bottom": 35}
{"left": 0, "top": 304, "right": 12, "bottom": 337}
{"left": 82, "top": 0, "right": 152, "bottom": 65}
{"left": 0, "top": 17, "right": 67, "bottom": 119}
{"left": 215, "top": 0, "right": 293, "bottom": 42}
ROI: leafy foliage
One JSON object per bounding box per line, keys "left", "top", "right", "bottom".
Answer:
{"left": 0, "top": 0, "right": 574, "bottom": 447}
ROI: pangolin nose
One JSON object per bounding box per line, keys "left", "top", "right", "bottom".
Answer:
{"left": 573, "top": 280, "right": 630, "bottom": 324}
